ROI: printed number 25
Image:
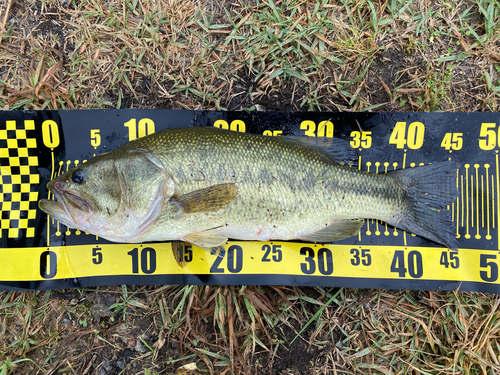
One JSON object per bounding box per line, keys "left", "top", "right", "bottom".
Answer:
{"left": 261, "top": 244, "right": 282, "bottom": 262}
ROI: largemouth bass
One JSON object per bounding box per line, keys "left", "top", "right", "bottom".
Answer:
{"left": 39, "top": 127, "right": 459, "bottom": 249}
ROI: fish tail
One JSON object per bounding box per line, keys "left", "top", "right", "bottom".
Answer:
{"left": 389, "top": 161, "right": 459, "bottom": 249}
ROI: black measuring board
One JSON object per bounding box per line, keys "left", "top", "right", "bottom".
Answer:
{"left": 1, "top": 110, "right": 500, "bottom": 292}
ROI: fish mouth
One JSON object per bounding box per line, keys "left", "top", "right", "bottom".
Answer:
{"left": 39, "top": 183, "right": 93, "bottom": 226}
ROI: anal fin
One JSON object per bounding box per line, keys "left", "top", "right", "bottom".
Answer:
{"left": 171, "top": 240, "right": 192, "bottom": 268}
{"left": 299, "top": 219, "right": 364, "bottom": 243}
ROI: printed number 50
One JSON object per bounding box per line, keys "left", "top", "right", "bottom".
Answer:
{"left": 479, "top": 123, "right": 498, "bottom": 150}
{"left": 480, "top": 254, "right": 498, "bottom": 282}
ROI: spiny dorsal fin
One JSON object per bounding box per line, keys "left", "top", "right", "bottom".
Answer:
{"left": 171, "top": 183, "right": 238, "bottom": 215}
{"left": 284, "top": 136, "right": 358, "bottom": 167}
{"left": 299, "top": 219, "right": 364, "bottom": 243}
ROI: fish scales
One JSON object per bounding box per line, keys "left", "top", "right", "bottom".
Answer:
{"left": 39, "top": 127, "right": 459, "bottom": 249}
{"left": 126, "top": 128, "right": 399, "bottom": 241}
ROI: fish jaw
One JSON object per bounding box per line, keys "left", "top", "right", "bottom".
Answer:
{"left": 39, "top": 181, "right": 93, "bottom": 228}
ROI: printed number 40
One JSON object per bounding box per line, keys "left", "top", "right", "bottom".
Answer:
{"left": 389, "top": 122, "right": 424, "bottom": 149}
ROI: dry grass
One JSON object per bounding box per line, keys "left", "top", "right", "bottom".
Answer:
{"left": 1, "top": 287, "right": 500, "bottom": 374}
{"left": 1, "top": 0, "right": 500, "bottom": 374}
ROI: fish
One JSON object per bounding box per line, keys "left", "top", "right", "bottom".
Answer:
{"left": 38, "top": 126, "right": 459, "bottom": 250}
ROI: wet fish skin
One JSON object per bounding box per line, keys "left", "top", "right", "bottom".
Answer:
{"left": 38, "top": 127, "right": 458, "bottom": 249}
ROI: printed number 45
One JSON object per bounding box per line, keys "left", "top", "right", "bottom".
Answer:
{"left": 440, "top": 133, "right": 463, "bottom": 151}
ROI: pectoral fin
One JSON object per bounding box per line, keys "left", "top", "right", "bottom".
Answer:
{"left": 182, "top": 231, "right": 228, "bottom": 249}
{"left": 171, "top": 183, "right": 238, "bottom": 215}
{"left": 299, "top": 219, "right": 364, "bottom": 243}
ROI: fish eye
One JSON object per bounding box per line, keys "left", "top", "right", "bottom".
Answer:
{"left": 72, "top": 170, "right": 86, "bottom": 184}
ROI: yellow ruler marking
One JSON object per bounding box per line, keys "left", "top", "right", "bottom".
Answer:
{"left": 456, "top": 168, "right": 460, "bottom": 238}
{"left": 482, "top": 174, "right": 485, "bottom": 229}
{"left": 497, "top": 152, "right": 500, "bottom": 249}
{"left": 382, "top": 156, "right": 389, "bottom": 236}
{"left": 402, "top": 153, "right": 407, "bottom": 245}
{"left": 475, "top": 164, "right": 480, "bottom": 239}
{"left": 461, "top": 174, "right": 465, "bottom": 228}
{"left": 465, "top": 164, "right": 470, "bottom": 239}
{"left": 492, "top": 175, "right": 495, "bottom": 230}
{"left": 386, "top": 162, "right": 398, "bottom": 237}
{"left": 1, "top": 243, "right": 498, "bottom": 285}
{"left": 486, "top": 165, "right": 491, "bottom": 239}
{"left": 471, "top": 175, "right": 474, "bottom": 229}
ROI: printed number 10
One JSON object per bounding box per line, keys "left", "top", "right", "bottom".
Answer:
{"left": 124, "top": 118, "right": 155, "bottom": 141}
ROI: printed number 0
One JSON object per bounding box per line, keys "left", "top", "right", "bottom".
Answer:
{"left": 40, "top": 250, "right": 57, "bottom": 279}
{"left": 41, "top": 120, "right": 60, "bottom": 149}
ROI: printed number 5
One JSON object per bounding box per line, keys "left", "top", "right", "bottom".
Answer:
{"left": 480, "top": 254, "right": 498, "bottom": 282}
{"left": 92, "top": 247, "right": 103, "bottom": 265}
{"left": 91, "top": 129, "right": 101, "bottom": 148}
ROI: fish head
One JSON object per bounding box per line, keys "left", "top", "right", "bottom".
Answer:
{"left": 39, "top": 155, "right": 123, "bottom": 231}
{"left": 39, "top": 150, "right": 174, "bottom": 242}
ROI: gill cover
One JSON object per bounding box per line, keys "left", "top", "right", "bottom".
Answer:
{"left": 94, "top": 150, "right": 176, "bottom": 242}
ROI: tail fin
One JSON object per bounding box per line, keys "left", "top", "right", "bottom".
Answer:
{"left": 388, "top": 161, "right": 459, "bottom": 249}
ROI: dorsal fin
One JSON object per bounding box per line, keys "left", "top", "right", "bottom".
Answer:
{"left": 285, "top": 136, "right": 358, "bottom": 167}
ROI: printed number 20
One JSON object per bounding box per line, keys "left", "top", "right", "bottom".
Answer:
{"left": 210, "top": 245, "right": 243, "bottom": 273}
